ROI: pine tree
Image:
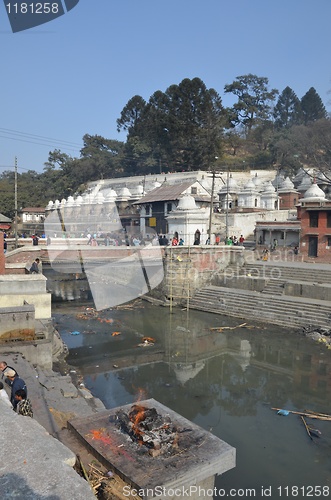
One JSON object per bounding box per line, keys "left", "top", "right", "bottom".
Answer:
{"left": 301, "top": 87, "right": 326, "bottom": 124}
{"left": 273, "top": 86, "right": 302, "bottom": 128}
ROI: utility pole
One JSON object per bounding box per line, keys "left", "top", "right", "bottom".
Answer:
{"left": 225, "top": 167, "right": 229, "bottom": 241}
{"left": 14, "top": 156, "right": 18, "bottom": 249}
{"left": 208, "top": 170, "right": 215, "bottom": 244}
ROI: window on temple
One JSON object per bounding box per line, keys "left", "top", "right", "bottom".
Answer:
{"left": 309, "top": 212, "right": 319, "bottom": 227}
{"left": 327, "top": 213, "right": 331, "bottom": 228}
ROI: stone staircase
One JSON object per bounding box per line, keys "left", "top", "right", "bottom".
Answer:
{"left": 242, "top": 262, "right": 331, "bottom": 283}
{"left": 189, "top": 285, "right": 331, "bottom": 329}
{"left": 261, "top": 280, "right": 285, "bottom": 296}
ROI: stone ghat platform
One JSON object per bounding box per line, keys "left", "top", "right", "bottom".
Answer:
{"left": 68, "top": 398, "right": 236, "bottom": 499}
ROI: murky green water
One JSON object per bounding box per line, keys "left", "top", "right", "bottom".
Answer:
{"left": 50, "top": 275, "right": 331, "bottom": 499}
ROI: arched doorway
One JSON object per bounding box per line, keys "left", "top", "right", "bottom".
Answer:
{"left": 194, "top": 229, "right": 201, "bottom": 245}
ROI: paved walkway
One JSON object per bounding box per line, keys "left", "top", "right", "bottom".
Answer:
{"left": 0, "top": 353, "right": 100, "bottom": 499}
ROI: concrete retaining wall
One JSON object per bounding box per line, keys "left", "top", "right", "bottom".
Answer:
{"left": 160, "top": 246, "right": 245, "bottom": 299}
{"left": 216, "top": 275, "right": 266, "bottom": 292}
{"left": 0, "top": 275, "right": 51, "bottom": 319}
{"left": 285, "top": 281, "right": 331, "bottom": 301}
{"left": 0, "top": 304, "right": 35, "bottom": 341}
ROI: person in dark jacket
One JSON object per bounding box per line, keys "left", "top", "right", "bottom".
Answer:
{"left": 4, "top": 369, "right": 27, "bottom": 409}
{"left": 29, "top": 258, "right": 40, "bottom": 274}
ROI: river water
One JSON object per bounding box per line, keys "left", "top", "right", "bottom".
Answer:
{"left": 48, "top": 273, "right": 331, "bottom": 499}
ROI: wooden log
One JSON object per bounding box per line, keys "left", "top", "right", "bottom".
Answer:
{"left": 300, "top": 416, "right": 313, "bottom": 440}
{"left": 304, "top": 409, "right": 331, "bottom": 418}
{"left": 209, "top": 323, "right": 247, "bottom": 331}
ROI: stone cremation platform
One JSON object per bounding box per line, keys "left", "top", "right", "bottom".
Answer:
{"left": 68, "top": 398, "right": 236, "bottom": 499}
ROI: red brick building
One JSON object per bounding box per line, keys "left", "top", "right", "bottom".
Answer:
{"left": 297, "top": 182, "right": 331, "bottom": 260}
{"left": 278, "top": 177, "right": 299, "bottom": 210}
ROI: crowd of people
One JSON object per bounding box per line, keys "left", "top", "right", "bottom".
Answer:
{"left": 0, "top": 361, "right": 33, "bottom": 418}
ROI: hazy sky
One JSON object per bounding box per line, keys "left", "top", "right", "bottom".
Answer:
{"left": 1, "top": 0, "right": 331, "bottom": 174}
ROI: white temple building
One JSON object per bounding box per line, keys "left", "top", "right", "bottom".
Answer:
{"left": 166, "top": 194, "right": 209, "bottom": 245}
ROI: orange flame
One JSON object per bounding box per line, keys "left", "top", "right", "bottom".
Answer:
{"left": 130, "top": 404, "right": 146, "bottom": 441}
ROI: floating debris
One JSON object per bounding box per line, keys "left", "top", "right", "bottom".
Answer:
{"left": 272, "top": 407, "right": 331, "bottom": 421}
{"left": 277, "top": 409, "right": 290, "bottom": 416}
{"left": 308, "top": 426, "right": 322, "bottom": 438}
{"left": 298, "top": 326, "right": 331, "bottom": 349}
{"left": 300, "top": 416, "right": 313, "bottom": 440}
{"left": 70, "top": 331, "right": 81, "bottom": 335}
{"left": 209, "top": 322, "right": 247, "bottom": 332}
{"left": 137, "top": 340, "right": 154, "bottom": 347}
{"left": 142, "top": 336, "right": 156, "bottom": 343}
{"left": 111, "top": 331, "right": 121, "bottom": 337}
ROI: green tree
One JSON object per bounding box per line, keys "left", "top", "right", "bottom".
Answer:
{"left": 301, "top": 87, "right": 327, "bottom": 124}
{"left": 290, "top": 119, "right": 331, "bottom": 173}
{"left": 224, "top": 130, "right": 244, "bottom": 156}
{"left": 77, "top": 134, "right": 125, "bottom": 181}
{"left": 118, "top": 77, "right": 225, "bottom": 172}
{"left": 269, "top": 128, "right": 302, "bottom": 174}
{"left": 116, "top": 95, "right": 147, "bottom": 133}
{"left": 43, "top": 149, "right": 78, "bottom": 198}
{"left": 273, "top": 86, "right": 302, "bottom": 128}
{"left": 0, "top": 170, "right": 15, "bottom": 217}
{"left": 224, "top": 74, "right": 278, "bottom": 131}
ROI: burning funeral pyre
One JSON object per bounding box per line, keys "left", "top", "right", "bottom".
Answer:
{"left": 68, "top": 398, "right": 236, "bottom": 494}
{"left": 114, "top": 403, "right": 184, "bottom": 457}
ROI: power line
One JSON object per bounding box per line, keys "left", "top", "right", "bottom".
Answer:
{"left": 0, "top": 127, "right": 82, "bottom": 148}
{"left": 0, "top": 134, "right": 80, "bottom": 153}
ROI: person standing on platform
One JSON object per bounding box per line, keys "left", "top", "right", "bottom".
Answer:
{"left": 4, "top": 369, "right": 27, "bottom": 410}
{"left": 15, "top": 389, "right": 33, "bottom": 417}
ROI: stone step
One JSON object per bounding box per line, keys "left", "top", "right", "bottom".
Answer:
{"left": 190, "top": 286, "right": 331, "bottom": 328}
{"left": 261, "top": 282, "right": 285, "bottom": 295}
{"left": 192, "top": 301, "right": 327, "bottom": 322}
{"left": 242, "top": 264, "right": 331, "bottom": 283}
{"left": 191, "top": 292, "right": 331, "bottom": 316}
{"left": 193, "top": 285, "right": 331, "bottom": 304}
{"left": 189, "top": 302, "right": 323, "bottom": 328}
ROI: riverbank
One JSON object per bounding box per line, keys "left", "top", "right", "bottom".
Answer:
{"left": 0, "top": 352, "right": 136, "bottom": 499}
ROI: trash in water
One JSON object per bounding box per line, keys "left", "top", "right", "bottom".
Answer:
{"left": 142, "top": 336, "right": 156, "bottom": 343}
{"left": 71, "top": 331, "right": 80, "bottom": 335}
{"left": 277, "top": 409, "right": 290, "bottom": 416}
